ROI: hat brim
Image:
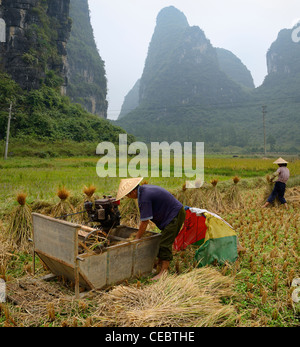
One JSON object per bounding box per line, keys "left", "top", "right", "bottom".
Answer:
{"left": 273, "top": 157, "right": 288, "bottom": 164}
{"left": 116, "top": 177, "right": 143, "bottom": 201}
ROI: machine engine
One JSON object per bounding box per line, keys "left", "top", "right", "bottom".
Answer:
{"left": 84, "top": 196, "right": 121, "bottom": 231}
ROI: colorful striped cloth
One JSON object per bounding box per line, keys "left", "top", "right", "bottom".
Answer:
{"left": 174, "top": 207, "right": 238, "bottom": 267}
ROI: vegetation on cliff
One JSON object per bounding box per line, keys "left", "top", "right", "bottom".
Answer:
{"left": 0, "top": 0, "right": 128, "bottom": 157}
{"left": 66, "top": 0, "right": 108, "bottom": 117}
{"left": 0, "top": 72, "right": 131, "bottom": 157}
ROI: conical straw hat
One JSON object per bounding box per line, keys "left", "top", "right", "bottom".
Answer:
{"left": 116, "top": 177, "right": 143, "bottom": 201}
{"left": 273, "top": 157, "right": 288, "bottom": 164}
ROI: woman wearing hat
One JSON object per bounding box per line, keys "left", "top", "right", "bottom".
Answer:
{"left": 116, "top": 178, "right": 186, "bottom": 280}
{"left": 262, "top": 157, "right": 290, "bottom": 209}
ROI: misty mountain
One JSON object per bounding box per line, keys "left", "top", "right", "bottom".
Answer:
{"left": 116, "top": 6, "right": 300, "bottom": 152}
{"left": 118, "top": 79, "right": 140, "bottom": 119}
{"left": 119, "top": 45, "right": 255, "bottom": 120}
{"left": 215, "top": 48, "right": 255, "bottom": 89}
{"left": 128, "top": 7, "right": 249, "bottom": 111}
{"left": 257, "top": 26, "right": 300, "bottom": 98}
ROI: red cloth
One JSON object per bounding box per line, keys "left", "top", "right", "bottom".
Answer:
{"left": 173, "top": 209, "right": 207, "bottom": 251}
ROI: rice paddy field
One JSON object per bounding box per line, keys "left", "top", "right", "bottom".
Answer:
{"left": 0, "top": 155, "right": 299, "bottom": 327}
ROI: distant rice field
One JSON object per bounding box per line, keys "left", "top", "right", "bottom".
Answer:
{"left": 0, "top": 156, "right": 299, "bottom": 216}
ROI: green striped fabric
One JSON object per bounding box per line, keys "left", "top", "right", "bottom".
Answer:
{"left": 194, "top": 211, "right": 238, "bottom": 267}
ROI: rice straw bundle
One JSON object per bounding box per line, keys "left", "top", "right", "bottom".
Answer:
{"left": 71, "top": 185, "right": 98, "bottom": 224}
{"left": 225, "top": 176, "right": 244, "bottom": 210}
{"left": 50, "top": 187, "right": 75, "bottom": 218}
{"left": 207, "top": 179, "right": 225, "bottom": 213}
{"left": 263, "top": 175, "right": 279, "bottom": 206}
{"left": 94, "top": 268, "right": 236, "bottom": 327}
{"left": 0, "top": 223, "right": 12, "bottom": 278}
{"left": 211, "top": 179, "right": 218, "bottom": 187}
{"left": 30, "top": 200, "right": 52, "bottom": 213}
{"left": 119, "top": 197, "right": 140, "bottom": 228}
{"left": 286, "top": 187, "right": 300, "bottom": 205}
{"left": 175, "top": 183, "right": 207, "bottom": 209}
{"left": 83, "top": 185, "right": 96, "bottom": 201}
{"left": 7, "top": 193, "right": 32, "bottom": 248}
{"left": 264, "top": 175, "right": 274, "bottom": 198}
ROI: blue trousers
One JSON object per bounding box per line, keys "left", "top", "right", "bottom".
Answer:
{"left": 267, "top": 181, "right": 287, "bottom": 204}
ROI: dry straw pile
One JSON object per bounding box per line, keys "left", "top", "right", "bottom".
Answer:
{"left": 83, "top": 185, "right": 97, "bottom": 201}
{"left": 50, "top": 187, "right": 75, "bottom": 218}
{"left": 3, "top": 276, "right": 75, "bottom": 327}
{"left": 119, "top": 198, "right": 140, "bottom": 228}
{"left": 0, "top": 224, "right": 11, "bottom": 280}
{"left": 225, "top": 176, "right": 244, "bottom": 210}
{"left": 207, "top": 179, "right": 226, "bottom": 213}
{"left": 286, "top": 186, "right": 300, "bottom": 205}
{"left": 74, "top": 185, "right": 98, "bottom": 224}
{"left": 7, "top": 193, "right": 32, "bottom": 248}
{"left": 175, "top": 183, "right": 207, "bottom": 209}
{"left": 93, "top": 267, "right": 236, "bottom": 327}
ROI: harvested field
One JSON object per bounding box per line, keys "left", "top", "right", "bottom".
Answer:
{"left": 0, "top": 157, "right": 299, "bottom": 327}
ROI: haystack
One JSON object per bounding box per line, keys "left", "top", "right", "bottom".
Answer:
{"left": 225, "top": 176, "right": 244, "bottom": 210}
{"left": 83, "top": 185, "right": 97, "bottom": 201}
{"left": 50, "top": 187, "right": 75, "bottom": 218}
{"left": 0, "top": 223, "right": 11, "bottom": 278}
{"left": 175, "top": 183, "right": 207, "bottom": 209}
{"left": 286, "top": 186, "right": 300, "bottom": 205}
{"left": 207, "top": 179, "right": 226, "bottom": 213}
{"left": 7, "top": 193, "right": 32, "bottom": 248}
{"left": 94, "top": 267, "right": 236, "bottom": 327}
{"left": 119, "top": 197, "right": 140, "bottom": 228}
{"left": 72, "top": 185, "right": 98, "bottom": 224}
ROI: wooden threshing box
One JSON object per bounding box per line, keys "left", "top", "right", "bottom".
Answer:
{"left": 32, "top": 213, "right": 161, "bottom": 297}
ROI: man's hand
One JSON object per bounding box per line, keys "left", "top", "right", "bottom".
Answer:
{"left": 135, "top": 220, "right": 149, "bottom": 239}
{"left": 270, "top": 171, "right": 279, "bottom": 182}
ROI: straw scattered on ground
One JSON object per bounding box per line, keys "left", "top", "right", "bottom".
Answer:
{"left": 2, "top": 276, "right": 85, "bottom": 327}
{"left": 93, "top": 267, "right": 237, "bottom": 327}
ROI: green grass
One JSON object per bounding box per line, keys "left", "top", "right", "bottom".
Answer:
{"left": 0, "top": 155, "right": 299, "bottom": 217}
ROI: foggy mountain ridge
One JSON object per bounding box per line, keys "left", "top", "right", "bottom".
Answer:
{"left": 116, "top": 6, "right": 300, "bottom": 152}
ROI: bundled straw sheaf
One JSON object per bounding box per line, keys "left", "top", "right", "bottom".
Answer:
{"left": 286, "top": 186, "right": 300, "bottom": 205}
{"left": 225, "top": 176, "right": 244, "bottom": 210}
{"left": 119, "top": 198, "right": 140, "bottom": 228}
{"left": 83, "top": 185, "right": 96, "bottom": 200}
{"left": 207, "top": 179, "right": 226, "bottom": 213}
{"left": 7, "top": 193, "right": 32, "bottom": 248}
{"left": 174, "top": 183, "right": 207, "bottom": 209}
{"left": 94, "top": 267, "right": 236, "bottom": 327}
{"left": 50, "top": 187, "right": 75, "bottom": 218}
{"left": 263, "top": 175, "right": 279, "bottom": 206}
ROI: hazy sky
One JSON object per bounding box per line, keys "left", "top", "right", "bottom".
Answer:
{"left": 88, "top": 0, "right": 300, "bottom": 120}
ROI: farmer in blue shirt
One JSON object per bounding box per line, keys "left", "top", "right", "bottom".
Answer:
{"left": 116, "top": 178, "right": 186, "bottom": 280}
